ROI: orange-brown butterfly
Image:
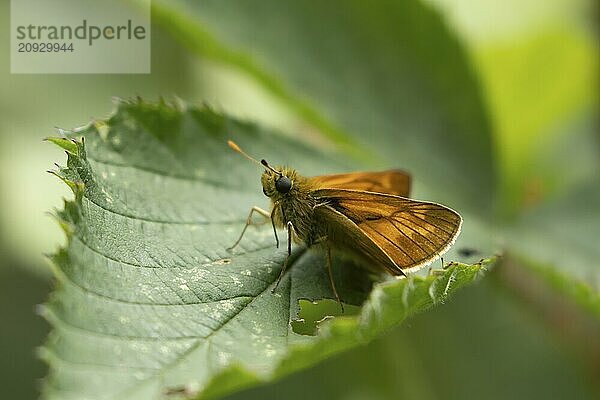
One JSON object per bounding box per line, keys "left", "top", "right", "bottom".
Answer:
{"left": 227, "top": 140, "right": 462, "bottom": 309}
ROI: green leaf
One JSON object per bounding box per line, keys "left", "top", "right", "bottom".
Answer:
{"left": 150, "top": 0, "right": 496, "bottom": 214}
{"left": 505, "top": 180, "right": 600, "bottom": 316}
{"left": 468, "top": 19, "right": 600, "bottom": 318}
{"left": 222, "top": 277, "right": 599, "bottom": 400}
{"left": 43, "top": 100, "right": 492, "bottom": 399}
{"left": 474, "top": 28, "right": 598, "bottom": 215}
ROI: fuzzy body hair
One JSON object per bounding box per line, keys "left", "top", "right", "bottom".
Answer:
{"left": 261, "top": 166, "right": 326, "bottom": 246}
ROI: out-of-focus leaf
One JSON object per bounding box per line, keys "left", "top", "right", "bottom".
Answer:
{"left": 475, "top": 28, "right": 598, "bottom": 215}
{"left": 150, "top": 0, "right": 496, "bottom": 214}
{"left": 42, "top": 100, "right": 492, "bottom": 399}
{"left": 0, "top": 266, "right": 51, "bottom": 400}
{"left": 505, "top": 180, "right": 600, "bottom": 315}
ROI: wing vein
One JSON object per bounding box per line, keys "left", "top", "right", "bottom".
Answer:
{"left": 389, "top": 217, "right": 438, "bottom": 248}
{"left": 387, "top": 217, "right": 435, "bottom": 258}
{"left": 394, "top": 215, "right": 447, "bottom": 241}
{"left": 387, "top": 218, "right": 440, "bottom": 264}
{"left": 363, "top": 222, "right": 415, "bottom": 263}
{"left": 409, "top": 211, "right": 457, "bottom": 226}
{"left": 400, "top": 212, "right": 454, "bottom": 235}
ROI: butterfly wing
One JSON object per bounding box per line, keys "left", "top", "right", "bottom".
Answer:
{"left": 313, "top": 189, "right": 462, "bottom": 275}
{"left": 314, "top": 204, "right": 406, "bottom": 275}
{"left": 309, "top": 170, "right": 411, "bottom": 197}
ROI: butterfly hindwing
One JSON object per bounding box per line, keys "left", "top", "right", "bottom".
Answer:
{"left": 314, "top": 189, "right": 462, "bottom": 274}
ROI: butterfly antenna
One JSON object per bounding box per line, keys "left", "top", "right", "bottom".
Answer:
{"left": 228, "top": 140, "right": 280, "bottom": 174}
{"left": 227, "top": 140, "right": 263, "bottom": 166}
{"left": 260, "top": 159, "right": 280, "bottom": 175}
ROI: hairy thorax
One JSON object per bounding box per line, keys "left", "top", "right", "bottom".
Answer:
{"left": 263, "top": 167, "right": 325, "bottom": 246}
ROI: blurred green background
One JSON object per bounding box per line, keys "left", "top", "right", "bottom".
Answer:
{"left": 0, "top": 0, "right": 597, "bottom": 398}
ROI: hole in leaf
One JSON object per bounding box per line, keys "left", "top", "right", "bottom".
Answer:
{"left": 291, "top": 299, "right": 360, "bottom": 336}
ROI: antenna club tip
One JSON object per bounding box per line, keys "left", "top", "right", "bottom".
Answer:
{"left": 227, "top": 139, "right": 263, "bottom": 167}
{"left": 227, "top": 140, "right": 241, "bottom": 152}
{"left": 260, "top": 159, "right": 268, "bottom": 166}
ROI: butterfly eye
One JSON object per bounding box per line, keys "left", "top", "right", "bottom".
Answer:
{"left": 275, "top": 176, "right": 292, "bottom": 193}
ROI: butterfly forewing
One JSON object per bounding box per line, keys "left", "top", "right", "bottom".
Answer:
{"left": 314, "top": 189, "right": 462, "bottom": 274}
{"left": 309, "top": 170, "right": 411, "bottom": 197}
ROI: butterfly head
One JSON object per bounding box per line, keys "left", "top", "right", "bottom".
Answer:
{"left": 260, "top": 160, "right": 295, "bottom": 198}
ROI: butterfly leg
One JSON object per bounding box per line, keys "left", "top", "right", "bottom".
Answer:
{"left": 272, "top": 221, "right": 295, "bottom": 293}
{"left": 228, "top": 206, "right": 273, "bottom": 250}
{"left": 326, "top": 245, "right": 344, "bottom": 313}
{"left": 270, "top": 208, "right": 280, "bottom": 248}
